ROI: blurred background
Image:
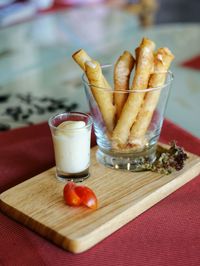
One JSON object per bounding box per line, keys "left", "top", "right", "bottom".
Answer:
{"left": 0, "top": 0, "right": 200, "bottom": 137}
{"left": 1, "top": 0, "right": 200, "bottom": 27}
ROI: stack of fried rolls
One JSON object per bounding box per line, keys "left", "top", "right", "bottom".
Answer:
{"left": 72, "top": 38, "right": 174, "bottom": 151}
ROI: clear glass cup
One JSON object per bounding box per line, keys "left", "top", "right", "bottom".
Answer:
{"left": 83, "top": 65, "right": 173, "bottom": 171}
{"left": 48, "top": 112, "right": 93, "bottom": 182}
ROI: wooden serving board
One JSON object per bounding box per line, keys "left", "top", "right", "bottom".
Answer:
{"left": 1, "top": 146, "right": 200, "bottom": 254}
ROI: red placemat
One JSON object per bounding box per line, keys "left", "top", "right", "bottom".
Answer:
{"left": 181, "top": 55, "right": 200, "bottom": 70}
{"left": 0, "top": 119, "right": 200, "bottom": 266}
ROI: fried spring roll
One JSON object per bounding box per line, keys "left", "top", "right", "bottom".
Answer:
{"left": 128, "top": 47, "right": 174, "bottom": 147}
{"left": 72, "top": 49, "right": 92, "bottom": 70}
{"left": 85, "top": 60, "right": 116, "bottom": 133}
{"left": 135, "top": 47, "right": 140, "bottom": 62}
{"left": 114, "top": 51, "right": 135, "bottom": 119}
{"left": 112, "top": 38, "right": 155, "bottom": 147}
{"left": 72, "top": 49, "right": 116, "bottom": 132}
{"left": 72, "top": 49, "right": 113, "bottom": 94}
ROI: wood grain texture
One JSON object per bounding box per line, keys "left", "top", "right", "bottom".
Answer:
{"left": 1, "top": 146, "right": 200, "bottom": 253}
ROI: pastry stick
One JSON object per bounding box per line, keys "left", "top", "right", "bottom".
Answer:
{"left": 85, "top": 60, "right": 116, "bottom": 133}
{"left": 135, "top": 47, "right": 140, "bottom": 62}
{"left": 135, "top": 47, "right": 154, "bottom": 72}
{"left": 72, "top": 49, "right": 116, "bottom": 132}
{"left": 128, "top": 47, "right": 174, "bottom": 147}
{"left": 72, "top": 49, "right": 92, "bottom": 70}
{"left": 72, "top": 49, "right": 113, "bottom": 92}
{"left": 114, "top": 51, "right": 135, "bottom": 119}
{"left": 112, "top": 38, "right": 155, "bottom": 147}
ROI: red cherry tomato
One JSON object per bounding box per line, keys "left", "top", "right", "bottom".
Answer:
{"left": 63, "top": 182, "right": 98, "bottom": 210}
{"left": 63, "top": 181, "right": 81, "bottom": 207}
{"left": 75, "top": 186, "right": 98, "bottom": 210}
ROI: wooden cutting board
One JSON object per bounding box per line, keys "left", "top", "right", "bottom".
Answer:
{"left": 1, "top": 146, "right": 200, "bottom": 253}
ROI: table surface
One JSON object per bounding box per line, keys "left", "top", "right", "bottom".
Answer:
{"left": 0, "top": 6, "right": 200, "bottom": 138}
{"left": 0, "top": 7, "right": 200, "bottom": 265}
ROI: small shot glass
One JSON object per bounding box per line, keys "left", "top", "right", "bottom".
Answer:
{"left": 48, "top": 112, "right": 93, "bottom": 182}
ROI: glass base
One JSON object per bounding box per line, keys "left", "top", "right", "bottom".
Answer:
{"left": 56, "top": 168, "right": 90, "bottom": 183}
{"left": 96, "top": 146, "right": 156, "bottom": 172}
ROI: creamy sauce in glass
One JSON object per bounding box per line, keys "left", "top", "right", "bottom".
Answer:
{"left": 53, "top": 121, "right": 91, "bottom": 174}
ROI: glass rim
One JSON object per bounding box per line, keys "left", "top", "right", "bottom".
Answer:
{"left": 82, "top": 64, "right": 174, "bottom": 93}
{"left": 48, "top": 112, "right": 93, "bottom": 131}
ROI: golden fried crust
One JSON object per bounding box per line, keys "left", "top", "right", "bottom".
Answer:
{"left": 114, "top": 51, "right": 135, "bottom": 119}
{"left": 112, "top": 38, "right": 155, "bottom": 147}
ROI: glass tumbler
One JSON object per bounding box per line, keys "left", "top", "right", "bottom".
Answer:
{"left": 48, "top": 112, "right": 93, "bottom": 182}
{"left": 83, "top": 65, "right": 173, "bottom": 171}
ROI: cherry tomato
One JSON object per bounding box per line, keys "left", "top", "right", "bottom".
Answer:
{"left": 63, "top": 182, "right": 98, "bottom": 209}
{"left": 75, "top": 186, "right": 98, "bottom": 210}
{"left": 63, "top": 181, "right": 81, "bottom": 207}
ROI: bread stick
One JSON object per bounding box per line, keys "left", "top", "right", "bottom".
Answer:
{"left": 72, "top": 49, "right": 113, "bottom": 93}
{"left": 135, "top": 47, "right": 140, "bottom": 62}
{"left": 72, "top": 49, "right": 92, "bottom": 70}
{"left": 112, "top": 38, "right": 155, "bottom": 147}
{"left": 114, "top": 51, "right": 135, "bottom": 119}
{"left": 72, "top": 49, "right": 116, "bottom": 132}
{"left": 85, "top": 60, "right": 116, "bottom": 132}
{"left": 128, "top": 47, "right": 174, "bottom": 147}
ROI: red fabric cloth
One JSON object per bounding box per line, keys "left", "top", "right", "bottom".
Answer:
{"left": 181, "top": 55, "right": 200, "bottom": 70}
{"left": 0, "top": 119, "right": 200, "bottom": 266}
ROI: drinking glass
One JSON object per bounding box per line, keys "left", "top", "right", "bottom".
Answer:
{"left": 83, "top": 65, "right": 173, "bottom": 171}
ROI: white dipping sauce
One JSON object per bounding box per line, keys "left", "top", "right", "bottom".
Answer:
{"left": 53, "top": 121, "right": 91, "bottom": 173}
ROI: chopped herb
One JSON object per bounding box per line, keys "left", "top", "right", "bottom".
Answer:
{"left": 140, "top": 141, "right": 188, "bottom": 174}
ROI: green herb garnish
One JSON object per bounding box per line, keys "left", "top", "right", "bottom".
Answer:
{"left": 140, "top": 141, "right": 188, "bottom": 174}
